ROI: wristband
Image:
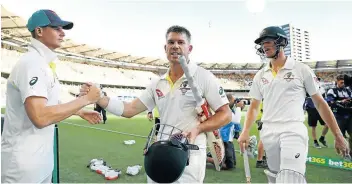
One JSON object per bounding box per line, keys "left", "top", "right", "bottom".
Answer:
{"left": 105, "top": 97, "right": 124, "bottom": 116}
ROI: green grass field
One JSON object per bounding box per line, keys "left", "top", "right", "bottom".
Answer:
{"left": 56, "top": 112, "right": 352, "bottom": 183}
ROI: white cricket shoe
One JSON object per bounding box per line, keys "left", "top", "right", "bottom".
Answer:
{"left": 96, "top": 165, "right": 113, "bottom": 175}
{"left": 105, "top": 169, "right": 122, "bottom": 180}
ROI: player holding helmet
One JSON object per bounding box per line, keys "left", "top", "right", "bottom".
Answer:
{"left": 238, "top": 26, "right": 349, "bottom": 183}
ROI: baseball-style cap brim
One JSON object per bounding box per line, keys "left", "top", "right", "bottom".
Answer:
{"left": 27, "top": 9, "right": 74, "bottom": 32}
{"left": 50, "top": 20, "right": 73, "bottom": 30}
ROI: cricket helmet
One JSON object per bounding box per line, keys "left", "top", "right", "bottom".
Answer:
{"left": 143, "top": 123, "right": 199, "bottom": 183}
{"left": 254, "top": 26, "right": 288, "bottom": 59}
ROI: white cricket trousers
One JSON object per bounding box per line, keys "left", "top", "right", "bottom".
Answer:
{"left": 260, "top": 121, "right": 309, "bottom": 175}
{"left": 147, "top": 148, "right": 207, "bottom": 183}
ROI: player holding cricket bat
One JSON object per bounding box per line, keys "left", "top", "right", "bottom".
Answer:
{"left": 79, "top": 25, "right": 232, "bottom": 183}
{"left": 238, "top": 26, "right": 349, "bottom": 183}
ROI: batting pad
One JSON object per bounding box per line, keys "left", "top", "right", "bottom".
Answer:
{"left": 276, "top": 169, "right": 307, "bottom": 184}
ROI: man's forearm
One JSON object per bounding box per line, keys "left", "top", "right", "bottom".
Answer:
{"left": 98, "top": 96, "right": 147, "bottom": 118}
{"left": 74, "top": 109, "right": 82, "bottom": 116}
{"left": 243, "top": 106, "right": 259, "bottom": 133}
{"left": 33, "top": 96, "right": 90, "bottom": 129}
{"left": 198, "top": 108, "right": 231, "bottom": 133}
{"left": 97, "top": 96, "right": 110, "bottom": 109}
{"left": 315, "top": 101, "right": 342, "bottom": 137}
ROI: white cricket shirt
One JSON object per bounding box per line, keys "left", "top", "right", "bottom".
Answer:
{"left": 1, "top": 38, "right": 60, "bottom": 183}
{"left": 249, "top": 56, "right": 320, "bottom": 124}
{"left": 139, "top": 62, "right": 229, "bottom": 148}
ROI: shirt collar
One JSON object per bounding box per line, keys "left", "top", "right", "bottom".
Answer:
{"left": 28, "top": 38, "right": 58, "bottom": 64}
{"left": 161, "top": 61, "right": 198, "bottom": 79}
{"left": 264, "top": 56, "right": 295, "bottom": 71}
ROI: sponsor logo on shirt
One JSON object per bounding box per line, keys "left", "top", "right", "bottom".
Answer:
{"left": 219, "top": 86, "right": 226, "bottom": 98}
{"left": 261, "top": 77, "right": 269, "bottom": 85}
{"left": 29, "top": 77, "right": 38, "bottom": 86}
{"left": 156, "top": 89, "right": 164, "bottom": 99}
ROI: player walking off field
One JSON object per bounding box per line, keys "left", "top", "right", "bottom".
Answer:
{"left": 80, "top": 25, "right": 232, "bottom": 183}
{"left": 238, "top": 26, "right": 349, "bottom": 183}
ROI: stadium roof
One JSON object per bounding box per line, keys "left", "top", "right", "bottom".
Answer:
{"left": 2, "top": 5, "right": 352, "bottom": 71}
{"left": 1, "top": 5, "right": 170, "bottom": 66}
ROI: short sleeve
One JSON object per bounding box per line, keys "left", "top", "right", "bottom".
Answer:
{"left": 302, "top": 65, "right": 320, "bottom": 96}
{"left": 248, "top": 70, "right": 263, "bottom": 100}
{"left": 232, "top": 107, "right": 242, "bottom": 124}
{"left": 203, "top": 71, "right": 229, "bottom": 111}
{"left": 138, "top": 81, "right": 156, "bottom": 111}
{"left": 17, "top": 64, "right": 49, "bottom": 103}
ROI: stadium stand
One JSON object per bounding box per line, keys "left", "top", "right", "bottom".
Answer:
{"left": 1, "top": 5, "right": 352, "bottom": 107}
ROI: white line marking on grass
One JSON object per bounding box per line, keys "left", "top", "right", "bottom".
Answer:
{"left": 62, "top": 122, "right": 245, "bottom": 154}
{"left": 62, "top": 122, "right": 148, "bottom": 138}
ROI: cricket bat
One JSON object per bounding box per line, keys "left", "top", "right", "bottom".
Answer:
{"left": 243, "top": 143, "right": 251, "bottom": 183}
{"left": 178, "top": 55, "right": 225, "bottom": 171}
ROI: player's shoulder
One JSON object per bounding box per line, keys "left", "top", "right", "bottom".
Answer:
{"left": 293, "top": 60, "right": 312, "bottom": 72}
{"left": 147, "top": 75, "right": 164, "bottom": 90}
{"left": 253, "top": 67, "right": 266, "bottom": 81}
{"left": 195, "top": 64, "right": 207, "bottom": 73}
{"left": 18, "top": 50, "right": 46, "bottom": 68}
{"left": 195, "top": 64, "right": 216, "bottom": 79}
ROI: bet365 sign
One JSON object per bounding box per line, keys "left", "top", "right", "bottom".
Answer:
{"left": 306, "top": 155, "right": 352, "bottom": 171}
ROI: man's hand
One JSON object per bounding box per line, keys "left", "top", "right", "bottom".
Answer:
{"left": 335, "top": 134, "right": 350, "bottom": 158}
{"left": 147, "top": 112, "right": 153, "bottom": 121}
{"left": 196, "top": 100, "right": 212, "bottom": 123}
{"left": 236, "top": 100, "right": 245, "bottom": 110}
{"left": 182, "top": 126, "right": 201, "bottom": 144}
{"left": 79, "top": 83, "right": 90, "bottom": 96}
{"left": 80, "top": 82, "right": 102, "bottom": 104}
{"left": 77, "top": 109, "right": 102, "bottom": 124}
{"left": 238, "top": 130, "right": 250, "bottom": 153}
{"left": 236, "top": 101, "right": 244, "bottom": 108}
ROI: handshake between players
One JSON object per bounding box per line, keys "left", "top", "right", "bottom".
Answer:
{"left": 79, "top": 82, "right": 104, "bottom": 101}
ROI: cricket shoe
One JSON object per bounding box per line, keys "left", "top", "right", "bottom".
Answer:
{"left": 319, "top": 137, "right": 328, "bottom": 147}
{"left": 256, "top": 160, "right": 268, "bottom": 168}
{"left": 313, "top": 142, "right": 321, "bottom": 149}
{"left": 90, "top": 163, "right": 108, "bottom": 173}
{"left": 96, "top": 165, "right": 113, "bottom": 175}
{"left": 104, "top": 169, "right": 122, "bottom": 180}
{"left": 87, "top": 158, "right": 106, "bottom": 168}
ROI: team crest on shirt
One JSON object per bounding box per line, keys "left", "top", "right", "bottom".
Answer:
{"left": 283, "top": 72, "right": 295, "bottom": 82}
{"left": 156, "top": 89, "right": 165, "bottom": 99}
{"left": 179, "top": 80, "right": 190, "bottom": 95}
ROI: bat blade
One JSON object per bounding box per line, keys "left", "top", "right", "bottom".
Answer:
{"left": 178, "top": 56, "right": 225, "bottom": 171}
{"left": 178, "top": 56, "right": 203, "bottom": 105}
{"left": 243, "top": 143, "right": 251, "bottom": 183}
